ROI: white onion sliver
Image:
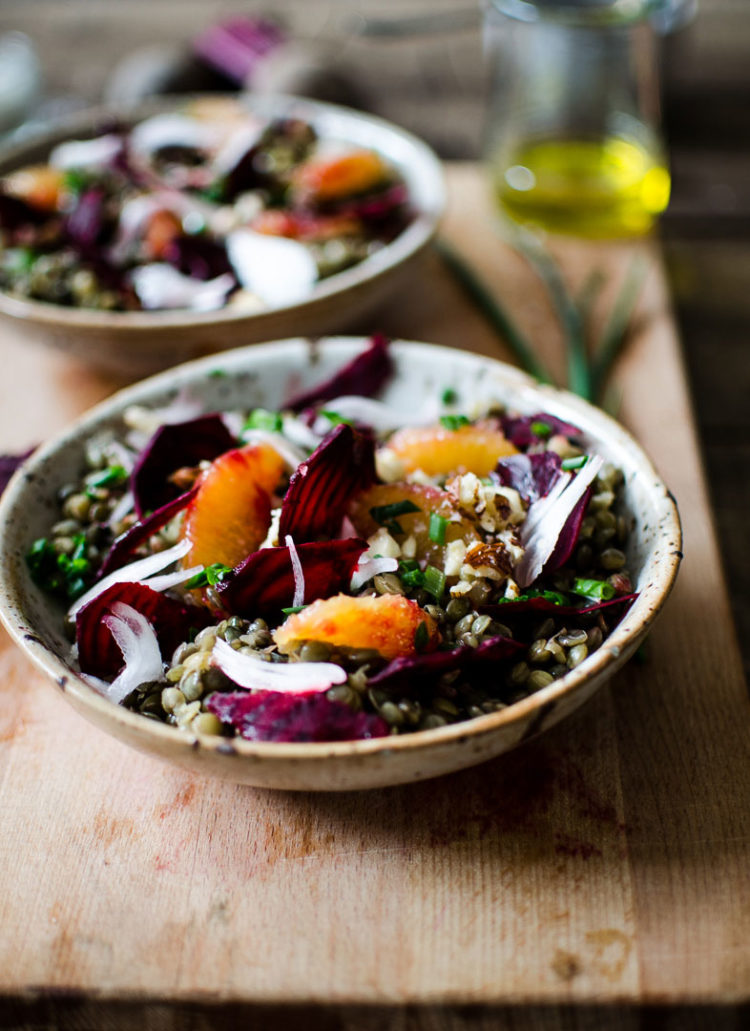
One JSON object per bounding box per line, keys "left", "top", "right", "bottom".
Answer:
{"left": 281, "top": 414, "right": 323, "bottom": 450}
{"left": 212, "top": 638, "right": 346, "bottom": 695}
{"left": 128, "top": 113, "right": 219, "bottom": 156}
{"left": 242, "top": 429, "right": 306, "bottom": 470}
{"left": 350, "top": 555, "right": 398, "bottom": 592}
{"left": 516, "top": 455, "right": 603, "bottom": 588}
{"left": 313, "top": 395, "right": 440, "bottom": 434}
{"left": 49, "top": 134, "right": 122, "bottom": 170}
{"left": 130, "top": 264, "right": 234, "bottom": 312}
{"left": 69, "top": 538, "right": 192, "bottom": 617}
{"left": 226, "top": 229, "right": 318, "bottom": 307}
{"left": 144, "top": 565, "right": 204, "bottom": 592}
{"left": 108, "top": 490, "right": 135, "bottom": 530}
{"left": 285, "top": 535, "right": 305, "bottom": 608}
{"left": 101, "top": 603, "right": 164, "bottom": 704}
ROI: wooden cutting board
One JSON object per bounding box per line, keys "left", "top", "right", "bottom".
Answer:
{"left": 1, "top": 165, "right": 748, "bottom": 1027}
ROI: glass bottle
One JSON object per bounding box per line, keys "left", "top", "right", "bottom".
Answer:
{"left": 483, "top": 0, "right": 672, "bottom": 238}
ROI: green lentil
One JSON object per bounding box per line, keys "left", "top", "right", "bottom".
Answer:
{"left": 600, "top": 547, "right": 626, "bottom": 571}
{"left": 192, "top": 712, "right": 223, "bottom": 736}
{"left": 567, "top": 644, "right": 589, "bottom": 668}
{"left": 528, "top": 669, "right": 555, "bottom": 690}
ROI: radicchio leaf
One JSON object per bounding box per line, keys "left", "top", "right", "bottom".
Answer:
{"left": 0, "top": 447, "right": 34, "bottom": 497}
{"left": 543, "top": 486, "right": 593, "bottom": 575}
{"left": 367, "top": 634, "right": 524, "bottom": 693}
{"left": 500, "top": 413, "right": 582, "bottom": 450}
{"left": 207, "top": 690, "right": 388, "bottom": 743}
{"left": 217, "top": 538, "right": 367, "bottom": 617}
{"left": 97, "top": 487, "right": 198, "bottom": 578}
{"left": 277, "top": 424, "right": 376, "bottom": 543}
{"left": 285, "top": 334, "right": 393, "bottom": 412}
{"left": 76, "top": 581, "right": 210, "bottom": 678}
{"left": 131, "top": 414, "right": 236, "bottom": 518}
{"left": 493, "top": 452, "right": 561, "bottom": 504}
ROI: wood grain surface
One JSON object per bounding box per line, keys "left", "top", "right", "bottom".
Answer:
{"left": 0, "top": 166, "right": 748, "bottom": 1031}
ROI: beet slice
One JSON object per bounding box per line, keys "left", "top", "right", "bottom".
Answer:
{"left": 500, "top": 413, "right": 582, "bottom": 449}
{"left": 493, "top": 452, "right": 562, "bottom": 503}
{"left": 163, "top": 234, "right": 235, "bottom": 282}
{"left": 76, "top": 581, "right": 210, "bottom": 678}
{"left": 367, "top": 634, "right": 524, "bottom": 693}
{"left": 217, "top": 538, "right": 367, "bottom": 618}
{"left": 207, "top": 690, "right": 388, "bottom": 742}
{"left": 285, "top": 333, "right": 393, "bottom": 412}
{"left": 131, "top": 414, "right": 236, "bottom": 518}
{"left": 278, "top": 424, "right": 376, "bottom": 543}
{"left": 97, "top": 487, "right": 198, "bottom": 578}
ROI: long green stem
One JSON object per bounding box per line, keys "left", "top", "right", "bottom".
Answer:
{"left": 436, "top": 238, "right": 554, "bottom": 385}
{"left": 591, "top": 257, "right": 648, "bottom": 399}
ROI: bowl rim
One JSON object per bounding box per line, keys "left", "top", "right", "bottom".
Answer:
{"left": 0, "top": 336, "right": 682, "bottom": 763}
{"left": 0, "top": 93, "right": 445, "bottom": 330}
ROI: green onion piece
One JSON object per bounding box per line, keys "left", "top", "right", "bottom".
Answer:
{"left": 439, "top": 414, "right": 470, "bottom": 431}
{"left": 570, "top": 578, "right": 615, "bottom": 602}
{"left": 369, "top": 500, "right": 421, "bottom": 525}
{"left": 185, "top": 562, "right": 232, "bottom": 589}
{"left": 281, "top": 605, "right": 307, "bottom": 616}
{"left": 428, "top": 511, "right": 447, "bottom": 544}
{"left": 414, "top": 621, "right": 429, "bottom": 651}
{"left": 243, "top": 408, "right": 283, "bottom": 433}
{"left": 441, "top": 387, "right": 458, "bottom": 405}
{"left": 561, "top": 455, "right": 588, "bottom": 471}
{"left": 319, "top": 410, "right": 353, "bottom": 427}
{"left": 530, "top": 420, "right": 552, "bottom": 439}
{"left": 86, "top": 464, "right": 128, "bottom": 489}
{"left": 423, "top": 565, "right": 446, "bottom": 600}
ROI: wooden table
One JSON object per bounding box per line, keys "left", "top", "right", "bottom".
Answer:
{"left": 1, "top": 166, "right": 748, "bottom": 1029}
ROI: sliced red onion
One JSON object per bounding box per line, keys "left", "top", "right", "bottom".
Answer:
{"left": 128, "top": 113, "right": 220, "bottom": 157}
{"left": 285, "top": 535, "right": 305, "bottom": 608}
{"left": 49, "top": 134, "right": 123, "bottom": 171}
{"left": 130, "top": 263, "right": 235, "bottom": 311}
{"left": 350, "top": 555, "right": 398, "bottom": 591}
{"left": 311, "top": 395, "right": 440, "bottom": 435}
{"left": 226, "top": 228, "right": 317, "bottom": 307}
{"left": 241, "top": 429, "right": 306, "bottom": 470}
{"left": 515, "top": 456, "right": 603, "bottom": 588}
{"left": 212, "top": 638, "right": 346, "bottom": 694}
{"left": 70, "top": 537, "right": 191, "bottom": 617}
{"left": 101, "top": 603, "right": 164, "bottom": 704}
{"left": 107, "top": 489, "right": 135, "bottom": 530}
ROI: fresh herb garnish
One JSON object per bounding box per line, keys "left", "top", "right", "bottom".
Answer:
{"left": 439, "top": 414, "right": 471, "bottom": 431}
{"left": 414, "top": 621, "right": 429, "bottom": 651}
{"left": 281, "top": 605, "right": 307, "bottom": 615}
{"left": 441, "top": 387, "right": 458, "bottom": 405}
{"left": 570, "top": 578, "right": 615, "bottom": 602}
{"left": 370, "top": 500, "right": 420, "bottom": 530}
{"left": 63, "top": 168, "right": 91, "bottom": 198}
{"left": 428, "top": 511, "right": 447, "bottom": 544}
{"left": 319, "top": 410, "right": 353, "bottom": 427}
{"left": 208, "top": 369, "right": 228, "bottom": 379}
{"left": 530, "top": 420, "right": 552, "bottom": 439}
{"left": 561, "top": 455, "right": 588, "bottom": 471}
{"left": 243, "top": 408, "right": 283, "bottom": 434}
{"left": 503, "top": 588, "right": 570, "bottom": 606}
{"left": 398, "top": 560, "right": 445, "bottom": 600}
{"left": 86, "top": 464, "right": 129, "bottom": 489}
{"left": 26, "top": 534, "right": 91, "bottom": 601}
{"left": 185, "top": 563, "right": 232, "bottom": 589}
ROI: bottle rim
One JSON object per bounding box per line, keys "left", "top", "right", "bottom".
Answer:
{"left": 482, "top": 0, "right": 666, "bottom": 28}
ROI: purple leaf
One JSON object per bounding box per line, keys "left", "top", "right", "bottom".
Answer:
{"left": 493, "top": 452, "right": 561, "bottom": 503}
{"left": 193, "top": 16, "right": 286, "bottom": 86}
{"left": 278, "top": 424, "right": 376, "bottom": 543}
{"left": 217, "top": 538, "right": 368, "bottom": 618}
{"left": 97, "top": 487, "right": 198, "bottom": 578}
{"left": 367, "top": 634, "right": 524, "bottom": 693}
{"left": 0, "top": 448, "right": 34, "bottom": 497}
{"left": 285, "top": 333, "right": 393, "bottom": 412}
{"left": 131, "top": 414, "right": 236, "bottom": 519}
{"left": 207, "top": 689, "right": 389, "bottom": 743}
{"left": 500, "top": 413, "right": 582, "bottom": 450}
{"left": 543, "top": 486, "right": 593, "bottom": 575}
{"left": 65, "top": 188, "right": 106, "bottom": 248}
{"left": 76, "top": 581, "right": 210, "bottom": 678}
{"left": 163, "top": 234, "right": 235, "bottom": 282}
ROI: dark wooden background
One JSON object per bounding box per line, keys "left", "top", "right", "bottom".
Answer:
{"left": 1, "top": 0, "right": 748, "bottom": 681}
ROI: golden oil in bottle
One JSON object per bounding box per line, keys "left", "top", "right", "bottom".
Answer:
{"left": 494, "top": 135, "right": 671, "bottom": 238}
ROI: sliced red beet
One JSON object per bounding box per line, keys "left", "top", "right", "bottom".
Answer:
{"left": 76, "top": 581, "right": 210, "bottom": 678}
{"left": 207, "top": 690, "right": 389, "bottom": 743}
{"left": 131, "top": 414, "right": 236, "bottom": 518}
{"left": 97, "top": 486, "right": 198, "bottom": 578}
{"left": 278, "top": 424, "right": 376, "bottom": 543}
{"left": 493, "top": 452, "right": 562, "bottom": 503}
{"left": 367, "top": 634, "right": 525, "bottom": 693}
{"left": 163, "top": 234, "right": 236, "bottom": 281}
{"left": 285, "top": 333, "right": 393, "bottom": 412}
{"left": 217, "top": 538, "right": 367, "bottom": 618}
{"left": 500, "top": 413, "right": 582, "bottom": 449}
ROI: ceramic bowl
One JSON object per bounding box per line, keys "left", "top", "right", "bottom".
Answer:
{"left": 0, "top": 97, "right": 444, "bottom": 378}
{"left": 0, "top": 338, "right": 681, "bottom": 790}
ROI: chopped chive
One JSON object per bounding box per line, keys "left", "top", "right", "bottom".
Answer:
{"left": 414, "top": 621, "right": 429, "bottom": 651}
{"left": 281, "top": 605, "right": 307, "bottom": 615}
{"left": 370, "top": 500, "right": 421, "bottom": 525}
{"left": 570, "top": 577, "right": 615, "bottom": 602}
{"left": 441, "top": 387, "right": 458, "bottom": 405}
{"left": 439, "top": 414, "right": 470, "bottom": 431}
{"left": 561, "top": 455, "right": 588, "bottom": 471}
{"left": 86, "top": 464, "right": 128, "bottom": 488}
{"left": 428, "top": 511, "right": 447, "bottom": 544}
{"left": 530, "top": 420, "right": 552, "bottom": 439}
{"left": 423, "top": 565, "right": 446, "bottom": 600}
{"left": 319, "top": 409, "right": 353, "bottom": 426}
{"left": 243, "top": 408, "right": 283, "bottom": 433}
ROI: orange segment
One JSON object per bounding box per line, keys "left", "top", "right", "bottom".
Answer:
{"left": 143, "top": 209, "right": 183, "bottom": 259}
{"left": 4, "top": 165, "right": 66, "bottom": 212}
{"left": 386, "top": 423, "right": 518, "bottom": 478}
{"left": 293, "top": 150, "right": 388, "bottom": 202}
{"left": 348, "top": 482, "right": 479, "bottom": 566}
{"left": 273, "top": 594, "right": 440, "bottom": 660}
{"left": 181, "top": 443, "right": 284, "bottom": 569}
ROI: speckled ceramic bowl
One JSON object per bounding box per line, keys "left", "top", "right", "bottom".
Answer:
{"left": 0, "top": 96, "right": 444, "bottom": 377}
{"left": 0, "top": 338, "right": 681, "bottom": 790}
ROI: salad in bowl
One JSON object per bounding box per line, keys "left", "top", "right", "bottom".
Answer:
{"left": 0, "top": 337, "right": 680, "bottom": 789}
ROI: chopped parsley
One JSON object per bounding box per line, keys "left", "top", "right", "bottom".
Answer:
{"left": 441, "top": 387, "right": 458, "bottom": 405}
{"left": 85, "top": 464, "right": 129, "bottom": 489}
{"left": 530, "top": 420, "right": 552, "bottom": 438}
{"left": 319, "top": 409, "right": 353, "bottom": 427}
{"left": 185, "top": 563, "right": 232, "bottom": 589}
{"left": 502, "top": 588, "right": 570, "bottom": 606}
{"left": 243, "top": 408, "right": 283, "bottom": 434}
{"left": 26, "top": 534, "right": 91, "bottom": 601}
{"left": 439, "top": 414, "right": 471, "bottom": 431}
